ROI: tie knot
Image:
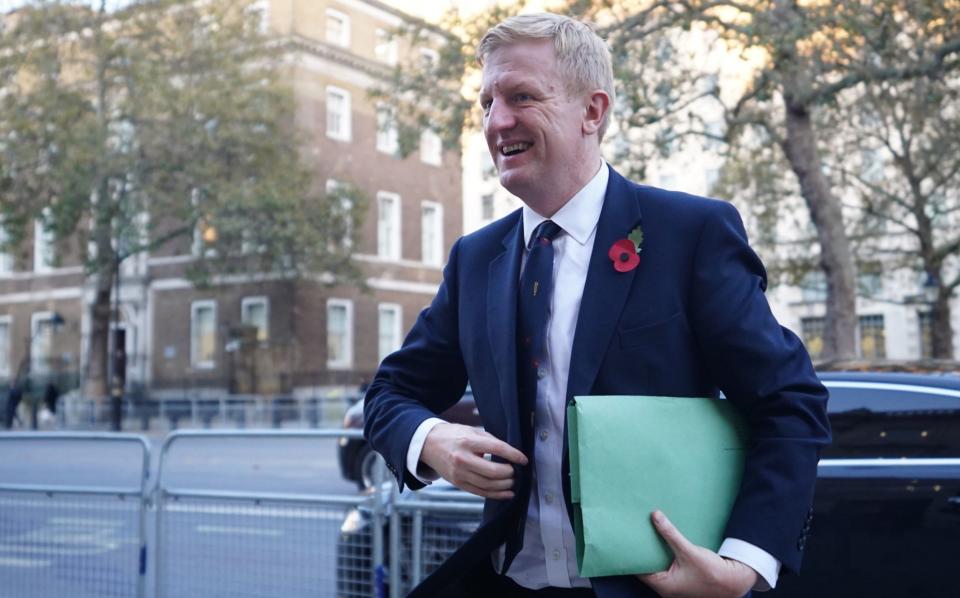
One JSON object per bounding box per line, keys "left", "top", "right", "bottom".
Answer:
{"left": 531, "top": 220, "right": 562, "bottom": 247}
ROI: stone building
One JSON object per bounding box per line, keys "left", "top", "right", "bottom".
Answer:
{"left": 0, "top": 0, "right": 460, "bottom": 398}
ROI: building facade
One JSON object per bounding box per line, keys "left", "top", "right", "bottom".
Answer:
{"left": 0, "top": 0, "right": 460, "bottom": 398}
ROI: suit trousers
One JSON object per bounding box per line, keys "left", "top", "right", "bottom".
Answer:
{"left": 437, "top": 555, "right": 596, "bottom": 598}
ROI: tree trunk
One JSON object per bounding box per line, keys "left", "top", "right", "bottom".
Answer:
{"left": 781, "top": 103, "right": 858, "bottom": 360}
{"left": 83, "top": 267, "right": 114, "bottom": 401}
{"left": 931, "top": 290, "right": 955, "bottom": 359}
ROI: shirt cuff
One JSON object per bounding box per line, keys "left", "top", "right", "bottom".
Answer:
{"left": 405, "top": 417, "right": 446, "bottom": 484}
{"left": 718, "top": 538, "right": 781, "bottom": 591}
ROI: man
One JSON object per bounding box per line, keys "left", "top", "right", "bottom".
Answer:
{"left": 364, "top": 13, "right": 830, "bottom": 598}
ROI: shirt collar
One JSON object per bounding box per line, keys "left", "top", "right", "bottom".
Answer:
{"left": 522, "top": 162, "right": 608, "bottom": 248}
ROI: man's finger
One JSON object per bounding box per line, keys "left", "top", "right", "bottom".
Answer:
{"left": 471, "top": 433, "right": 528, "bottom": 465}
{"left": 458, "top": 480, "right": 515, "bottom": 500}
{"left": 459, "top": 469, "right": 515, "bottom": 492}
{"left": 650, "top": 510, "right": 695, "bottom": 559}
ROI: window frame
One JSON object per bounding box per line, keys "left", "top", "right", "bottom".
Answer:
{"left": 326, "top": 298, "right": 354, "bottom": 370}
{"left": 326, "top": 179, "right": 354, "bottom": 249}
{"left": 325, "top": 85, "right": 352, "bottom": 142}
{"left": 377, "top": 191, "right": 402, "bottom": 261}
{"left": 374, "top": 28, "right": 398, "bottom": 65}
{"left": 190, "top": 300, "right": 217, "bottom": 370}
{"left": 0, "top": 315, "right": 11, "bottom": 378}
{"left": 377, "top": 303, "right": 403, "bottom": 363}
{"left": 325, "top": 8, "right": 351, "bottom": 48}
{"left": 33, "top": 217, "right": 55, "bottom": 273}
{"left": 420, "top": 200, "right": 443, "bottom": 267}
{"left": 375, "top": 103, "right": 399, "bottom": 155}
{"left": 420, "top": 128, "right": 442, "bottom": 166}
{"left": 30, "top": 311, "right": 58, "bottom": 376}
{"left": 241, "top": 296, "right": 270, "bottom": 343}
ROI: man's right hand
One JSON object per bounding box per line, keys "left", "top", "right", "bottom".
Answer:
{"left": 420, "top": 423, "right": 528, "bottom": 499}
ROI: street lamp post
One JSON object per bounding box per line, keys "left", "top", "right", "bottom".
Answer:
{"left": 110, "top": 247, "right": 126, "bottom": 432}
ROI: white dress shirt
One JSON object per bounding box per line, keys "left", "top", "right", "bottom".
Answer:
{"left": 406, "top": 162, "right": 780, "bottom": 590}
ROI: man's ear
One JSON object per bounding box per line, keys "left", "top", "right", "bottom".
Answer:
{"left": 582, "top": 90, "right": 610, "bottom": 137}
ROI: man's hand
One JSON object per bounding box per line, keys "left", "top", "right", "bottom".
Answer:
{"left": 420, "top": 423, "right": 528, "bottom": 499}
{"left": 638, "top": 511, "right": 758, "bottom": 598}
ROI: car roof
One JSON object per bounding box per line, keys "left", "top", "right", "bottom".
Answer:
{"left": 818, "top": 370, "right": 960, "bottom": 391}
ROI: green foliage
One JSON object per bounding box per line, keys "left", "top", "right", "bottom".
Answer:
{"left": 0, "top": 0, "right": 365, "bottom": 285}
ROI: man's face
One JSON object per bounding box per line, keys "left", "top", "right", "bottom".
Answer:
{"left": 479, "top": 40, "right": 590, "bottom": 207}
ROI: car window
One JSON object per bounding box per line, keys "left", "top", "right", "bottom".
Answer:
{"left": 823, "top": 383, "right": 960, "bottom": 458}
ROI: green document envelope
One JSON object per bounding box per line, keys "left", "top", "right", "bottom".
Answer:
{"left": 567, "top": 395, "right": 749, "bottom": 577}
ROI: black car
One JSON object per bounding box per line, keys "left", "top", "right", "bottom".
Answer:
{"left": 337, "top": 371, "right": 960, "bottom": 596}
{"left": 778, "top": 371, "right": 960, "bottom": 597}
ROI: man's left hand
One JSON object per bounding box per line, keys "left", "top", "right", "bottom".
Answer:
{"left": 637, "top": 510, "right": 758, "bottom": 598}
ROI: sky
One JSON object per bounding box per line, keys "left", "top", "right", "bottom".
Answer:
{"left": 0, "top": 1, "right": 492, "bottom": 20}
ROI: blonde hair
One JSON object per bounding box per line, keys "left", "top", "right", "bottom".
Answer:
{"left": 477, "top": 13, "right": 615, "bottom": 140}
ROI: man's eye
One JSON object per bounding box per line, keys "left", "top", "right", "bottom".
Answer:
{"left": 514, "top": 94, "right": 532, "bottom": 102}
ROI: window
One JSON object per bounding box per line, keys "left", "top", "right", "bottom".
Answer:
{"left": 0, "top": 316, "right": 10, "bottom": 378}
{"left": 325, "top": 9, "right": 350, "bottom": 48}
{"left": 327, "top": 299, "right": 353, "bottom": 369}
{"left": 481, "top": 194, "right": 495, "bottom": 221}
{"left": 30, "top": 312, "right": 57, "bottom": 376}
{"left": 247, "top": 0, "right": 270, "bottom": 34}
{"left": 0, "top": 225, "right": 13, "bottom": 275}
{"left": 377, "top": 192, "right": 401, "bottom": 260}
{"left": 421, "top": 201, "right": 443, "bottom": 266}
{"left": 326, "top": 179, "right": 353, "bottom": 249}
{"left": 420, "top": 129, "right": 442, "bottom": 166}
{"left": 857, "top": 265, "right": 882, "bottom": 298}
{"left": 241, "top": 297, "right": 269, "bottom": 342}
{"left": 918, "top": 311, "right": 933, "bottom": 358}
{"left": 34, "top": 217, "right": 55, "bottom": 273}
{"left": 191, "top": 301, "right": 217, "bottom": 369}
{"left": 326, "top": 86, "right": 352, "bottom": 142}
{"left": 858, "top": 315, "right": 886, "bottom": 359}
{"left": 801, "top": 317, "right": 825, "bottom": 360}
{"left": 378, "top": 304, "right": 402, "bottom": 362}
{"left": 801, "top": 271, "right": 828, "bottom": 302}
{"left": 375, "top": 28, "right": 398, "bottom": 65}
{"left": 376, "top": 103, "right": 399, "bottom": 155}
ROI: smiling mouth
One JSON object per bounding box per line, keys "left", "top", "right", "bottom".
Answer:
{"left": 501, "top": 142, "right": 533, "bottom": 157}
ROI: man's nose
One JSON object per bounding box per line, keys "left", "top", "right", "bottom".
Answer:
{"left": 485, "top": 99, "right": 516, "bottom": 134}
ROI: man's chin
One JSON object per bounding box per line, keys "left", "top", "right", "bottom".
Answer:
{"left": 498, "top": 169, "right": 532, "bottom": 199}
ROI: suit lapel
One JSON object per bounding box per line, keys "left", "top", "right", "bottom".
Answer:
{"left": 566, "top": 168, "right": 642, "bottom": 401}
{"left": 487, "top": 217, "right": 524, "bottom": 447}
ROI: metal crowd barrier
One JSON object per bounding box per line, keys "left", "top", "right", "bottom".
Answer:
{"left": 0, "top": 432, "right": 151, "bottom": 598}
{"left": 58, "top": 394, "right": 356, "bottom": 432}
{"left": 153, "top": 429, "right": 379, "bottom": 598}
{"left": 389, "top": 490, "right": 483, "bottom": 597}
{"left": 0, "top": 429, "right": 483, "bottom": 598}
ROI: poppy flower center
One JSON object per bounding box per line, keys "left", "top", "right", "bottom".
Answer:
{"left": 619, "top": 252, "right": 630, "bottom": 262}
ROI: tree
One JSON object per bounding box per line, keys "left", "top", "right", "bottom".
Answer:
{"left": 0, "top": 0, "right": 365, "bottom": 401}
{"left": 378, "top": 0, "right": 960, "bottom": 360}
{"left": 831, "top": 75, "right": 960, "bottom": 358}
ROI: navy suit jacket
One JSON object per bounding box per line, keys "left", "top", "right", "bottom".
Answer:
{"left": 364, "top": 167, "right": 831, "bottom": 597}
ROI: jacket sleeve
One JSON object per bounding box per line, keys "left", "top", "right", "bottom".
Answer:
{"left": 688, "top": 201, "right": 831, "bottom": 574}
{"left": 363, "top": 238, "right": 469, "bottom": 491}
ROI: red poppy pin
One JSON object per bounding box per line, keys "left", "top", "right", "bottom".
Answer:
{"left": 608, "top": 226, "right": 643, "bottom": 273}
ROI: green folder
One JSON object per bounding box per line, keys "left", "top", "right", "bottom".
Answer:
{"left": 567, "top": 395, "right": 749, "bottom": 577}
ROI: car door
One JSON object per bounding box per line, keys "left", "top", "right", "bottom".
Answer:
{"left": 777, "top": 379, "right": 960, "bottom": 597}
